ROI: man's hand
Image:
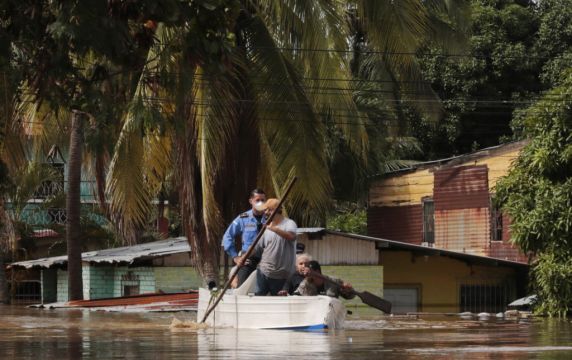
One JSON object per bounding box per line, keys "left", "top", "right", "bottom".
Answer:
{"left": 340, "top": 282, "right": 354, "bottom": 296}
{"left": 233, "top": 256, "right": 244, "bottom": 266}
{"left": 277, "top": 290, "right": 288, "bottom": 296}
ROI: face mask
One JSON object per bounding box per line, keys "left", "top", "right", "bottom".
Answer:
{"left": 254, "top": 201, "right": 266, "bottom": 212}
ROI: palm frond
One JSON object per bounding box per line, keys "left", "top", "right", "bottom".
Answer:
{"left": 106, "top": 24, "right": 176, "bottom": 244}
{"left": 356, "top": 0, "right": 430, "bottom": 74}
{"left": 254, "top": 0, "right": 369, "bottom": 159}
{"left": 243, "top": 16, "right": 332, "bottom": 224}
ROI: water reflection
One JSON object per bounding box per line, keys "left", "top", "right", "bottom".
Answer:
{"left": 197, "top": 328, "right": 332, "bottom": 359}
{"left": 1, "top": 305, "right": 572, "bottom": 359}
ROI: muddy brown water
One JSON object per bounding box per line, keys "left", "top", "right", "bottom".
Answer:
{"left": 1, "top": 305, "right": 571, "bottom": 359}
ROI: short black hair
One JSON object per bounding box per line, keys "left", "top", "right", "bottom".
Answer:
{"left": 250, "top": 188, "right": 266, "bottom": 198}
{"left": 308, "top": 260, "right": 321, "bottom": 273}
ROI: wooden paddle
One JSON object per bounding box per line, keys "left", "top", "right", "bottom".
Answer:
{"left": 307, "top": 270, "right": 392, "bottom": 314}
{"left": 199, "top": 176, "right": 297, "bottom": 324}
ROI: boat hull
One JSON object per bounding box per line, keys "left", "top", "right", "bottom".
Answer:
{"left": 197, "top": 288, "right": 345, "bottom": 329}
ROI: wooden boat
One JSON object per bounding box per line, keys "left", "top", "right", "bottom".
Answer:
{"left": 197, "top": 287, "right": 346, "bottom": 330}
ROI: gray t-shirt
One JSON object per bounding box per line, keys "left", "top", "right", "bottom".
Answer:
{"left": 256, "top": 218, "right": 297, "bottom": 279}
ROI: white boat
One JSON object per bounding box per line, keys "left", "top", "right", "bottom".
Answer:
{"left": 197, "top": 271, "right": 346, "bottom": 330}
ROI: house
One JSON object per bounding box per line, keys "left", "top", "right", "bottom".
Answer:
{"left": 9, "top": 237, "right": 200, "bottom": 304}
{"left": 367, "top": 141, "right": 528, "bottom": 263}
{"left": 6, "top": 145, "right": 171, "bottom": 303}
{"left": 9, "top": 228, "right": 527, "bottom": 313}
{"left": 297, "top": 229, "right": 528, "bottom": 314}
{"left": 12, "top": 145, "right": 170, "bottom": 262}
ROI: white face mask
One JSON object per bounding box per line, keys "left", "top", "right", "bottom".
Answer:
{"left": 254, "top": 201, "right": 266, "bottom": 212}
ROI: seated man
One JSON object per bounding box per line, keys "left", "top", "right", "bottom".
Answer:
{"left": 278, "top": 253, "right": 312, "bottom": 296}
{"left": 295, "top": 260, "right": 355, "bottom": 300}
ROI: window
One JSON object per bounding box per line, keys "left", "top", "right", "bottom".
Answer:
{"left": 460, "top": 282, "right": 511, "bottom": 313}
{"left": 9, "top": 280, "right": 41, "bottom": 305}
{"left": 35, "top": 163, "right": 64, "bottom": 199}
{"left": 422, "top": 198, "right": 435, "bottom": 245}
{"left": 491, "top": 205, "right": 503, "bottom": 241}
{"left": 121, "top": 271, "right": 140, "bottom": 296}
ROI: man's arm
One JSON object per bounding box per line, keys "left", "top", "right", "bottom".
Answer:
{"left": 222, "top": 218, "right": 242, "bottom": 259}
{"left": 267, "top": 218, "right": 297, "bottom": 241}
{"left": 266, "top": 225, "right": 296, "bottom": 240}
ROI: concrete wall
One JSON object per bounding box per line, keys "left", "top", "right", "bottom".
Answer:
{"left": 56, "top": 269, "right": 68, "bottom": 302}
{"left": 56, "top": 265, "right": 157, "bottom": 301}
{"left": 87, "top": 266, "right": 115, "bottom": 299}
{"left": 112, "top": 267, "right": 155, "bottom": 297}
{"left": 154, "top": 267, "right": 202, "bottom": 293}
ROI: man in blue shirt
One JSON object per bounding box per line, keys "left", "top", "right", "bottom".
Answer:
{"left": 222, "top": 188, "right": 266, "bottom": 286}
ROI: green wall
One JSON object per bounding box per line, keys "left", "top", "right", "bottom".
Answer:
{"left": 155, "top": 267, "right": 202, "bottom": 293}
{"left": 322, "top": 265, "right": 384, "bottom": 314}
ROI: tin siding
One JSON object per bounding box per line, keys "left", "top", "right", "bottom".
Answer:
{"left": 434, "top": 166, "right": 490, "bottom": 210}
{"left": 487, "top": 213, "right": 529, "bottom": 263}
{"left": 369, "top": 170, "right": 433, "bottom": 207}
{"left": 434, "top": 208, "right": 490, "bottom": 255}
{"left": 297, "top": 233, "right": 378, "bottom": 265}
{"left": 367, "top": 205, "right": 423, "bottom": 245}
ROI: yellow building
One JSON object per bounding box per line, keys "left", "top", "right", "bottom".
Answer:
{"left": 368, "top": 141, "right": 528, "bottom": 263}
{"left": 298, "top": 229, "right": 528, "bottom": 314}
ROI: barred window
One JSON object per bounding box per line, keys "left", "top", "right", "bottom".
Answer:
{"left": 121, "top": 271, "right": 140, "bottom": 296}
{"left": 460, "top": 282, "right": 511, "bottom": 313}
{"left": 491, "top": 205, "right": 503, "bottom": 241}
{"left": 422, "top": 198, "right": 435, "bottom": 244}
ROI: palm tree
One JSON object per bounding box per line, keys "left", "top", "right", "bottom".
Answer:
{"left": 107, "top": 1, "right": 469, "bottom": 284}
{"left": 1, "top": 0, "right": 170, "bottom": 299}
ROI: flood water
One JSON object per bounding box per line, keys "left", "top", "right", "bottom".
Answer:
{"left": 1, "top": 305, "right": 572, "bottom": 359}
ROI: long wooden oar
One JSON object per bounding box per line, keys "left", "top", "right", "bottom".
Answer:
{"left": 199, "top": 176, "right": 297, "bottom": 324}
{"left": 308, "top": 270, "right": 392, "bottom": 314}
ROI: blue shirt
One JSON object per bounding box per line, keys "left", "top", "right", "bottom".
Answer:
{"left": 222, "top": 209, "right": 266, "bottom": 258}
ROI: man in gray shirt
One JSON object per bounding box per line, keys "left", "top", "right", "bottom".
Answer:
{"left": 254, "top": 198, "right": 297, "bottom": 295}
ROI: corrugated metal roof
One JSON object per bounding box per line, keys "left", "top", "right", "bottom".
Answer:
{"left": 324, "top": 230, "right": 529, "bottom": 268}
{"left": 9, "top": 237, "right": 190, "bottom": 269}
{"left": 372, "top": 140, "right": 528, "bottom": 178}
{"left": 297, "top": 227, "right": 326, "bottom": 234}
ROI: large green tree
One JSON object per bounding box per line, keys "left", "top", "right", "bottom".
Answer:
{"left": 495, "top": 70, "right": 572, "bottom": 317}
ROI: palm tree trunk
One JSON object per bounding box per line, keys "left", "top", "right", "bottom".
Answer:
{"left": 66, "top": 111, "right": 84, "bottom": 301}
{"left": 0, "top": 196, "right": 15, "bottom": 304}
{"left": 177, "top": 137, "right": 219, "bottom": 287}
{"left": 0, "top": 254, "right": 7, "bottom": 304}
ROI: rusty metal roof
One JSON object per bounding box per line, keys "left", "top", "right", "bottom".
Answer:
{"left": 9, "top": 237, "right": 190, "bottom": 269}
{"left": 373, "top": 140, "right": 528, "bottom": 178}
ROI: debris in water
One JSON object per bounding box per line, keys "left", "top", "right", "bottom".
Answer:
{"left": 169, "top": 317, "right": 209, "bottom": 330}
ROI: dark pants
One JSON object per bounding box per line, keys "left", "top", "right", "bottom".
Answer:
{"left": 255, "top": 271, "right": 287, "bottom": 296}
{"left": 236, "top": 257, "right": 259, "bottom": 286}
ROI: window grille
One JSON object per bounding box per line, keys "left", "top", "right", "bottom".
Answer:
{"left": 459, "top": 281, "right": 512, "bottom": 313}
{"left": 9, "top": 280, "right": 42, "bottom": 304}
{"left": 121, "top": 271, "right": 140, "bottom": 296}
{"left": 35, "top": 163, "right": 64, "bottom": 199}
{"left": 422, "top": 198, "right": 435, "bottom": 245}
{"left": 491, "top": 205, "right": 503, "bottom": 241}
{"left": 47, "top": 207, "right": 67, "bottom": 224}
